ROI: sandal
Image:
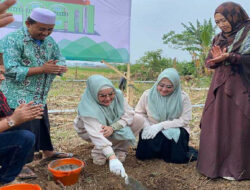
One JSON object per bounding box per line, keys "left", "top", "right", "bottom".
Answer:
{"left": 41, "top": 152, "right": 73, "bottom": 162}
{"left": 18, "top": 166, "right": 37, "bottom": 179}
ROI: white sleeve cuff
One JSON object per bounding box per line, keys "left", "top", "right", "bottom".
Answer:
{"left": 117, "top": 119, "right": 127, "bottom": 127}
{"left": 102, "top": 146, "right": 115, "bottom": 158}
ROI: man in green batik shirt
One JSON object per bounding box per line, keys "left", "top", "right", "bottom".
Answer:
{"left": 1, "top": 7, "right": 72, "bottom": 165}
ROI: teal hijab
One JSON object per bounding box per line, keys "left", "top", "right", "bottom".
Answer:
{"left": 148, "top": 68, "right": 183, "bottom": 143}
{"left": 78, "top": 75, "right": 136, "bottom": 144}
{"left": 148, "top": 68, "right": 183, "bottom": 122}
{"left": 78, "top": 75, "right": 124, "bottom": 125}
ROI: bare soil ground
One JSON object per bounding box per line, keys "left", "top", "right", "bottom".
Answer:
{"left": 2, "top": 73, "right": 250, "bottom": 190}
{"left": 21, "top": 140, "right": 250, "bottom": 190}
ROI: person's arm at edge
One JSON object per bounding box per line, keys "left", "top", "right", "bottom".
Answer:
{"left": 0, "top": 102, "right": 43, "bottom": 133}
{"left": 135, "top": 90, "right": 151, "bottom": 127}
{"left": 79, "top": 116, "right": 117, "bottom": 160}
{"left": 0, "top": 117, "right": 13, "bottom": 132}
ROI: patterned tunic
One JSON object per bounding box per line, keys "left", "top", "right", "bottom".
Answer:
{"left": 1, "top": 27, "right": 65, "bottom": 108}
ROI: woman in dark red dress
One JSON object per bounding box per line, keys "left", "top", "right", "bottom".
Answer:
{"left": 197, "top": 2, "right": 250, "bottom": 180}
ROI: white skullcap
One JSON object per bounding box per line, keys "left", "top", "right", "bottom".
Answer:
{"left": 30, "top": 8, "right": 56, "bottom": 25}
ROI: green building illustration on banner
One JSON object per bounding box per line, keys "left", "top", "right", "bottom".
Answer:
{"left": 5, "top": 0, "right": 95, "bottom": 34}
{"left": 0, "top": 0, "right": 130, "bottom": 63}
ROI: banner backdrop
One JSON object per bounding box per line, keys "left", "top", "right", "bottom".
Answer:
{"left": 0, "top": 0, "right": 131, "bottom": 63}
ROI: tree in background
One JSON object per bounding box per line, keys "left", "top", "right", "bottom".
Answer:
{"left": 117, "top": 49, "right": 197, "bottom": 80}
{"left": 162, "top": 19, "right": 216, "bottom": 75}
{"left": 117, "top": 49, "right": 174, "bottom": 80}
{"left": 135, "top": 49, "right": 173, "bottom": 79}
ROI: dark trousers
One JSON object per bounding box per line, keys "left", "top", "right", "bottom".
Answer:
{"left": 136, "top": 128, "right": 189, "bottom": 163}
{"left": 119, "top": 77, "right": 127, "bottom": 91}
{"left": 9, "top": 105, "right": 53, "bottom": 163}
{"left": 0, "top": 130, "right": 35, "bottom": 184}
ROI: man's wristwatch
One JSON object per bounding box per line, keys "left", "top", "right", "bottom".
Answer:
{"left": 6, "top": 117, "right": 15, "bottom": 128}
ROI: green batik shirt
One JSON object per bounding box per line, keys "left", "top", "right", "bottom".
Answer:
{"left": 1, "top": 27, "right": 66, "bottom": 108}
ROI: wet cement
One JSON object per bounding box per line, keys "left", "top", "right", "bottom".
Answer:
{"left": 54, "top": 164, "right": 79, "bottom": 171}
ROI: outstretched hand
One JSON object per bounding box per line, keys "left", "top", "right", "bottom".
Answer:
{"left": 207, "top": 46, "right": 229, "bottom": 65}
{"left": 0, "top": 0, "right": 16, "bottom": 27}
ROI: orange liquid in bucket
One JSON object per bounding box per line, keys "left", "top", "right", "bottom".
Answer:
{"left": 48, "top": 158, "right": 84, "bottom": 186}
{"left": 0, "top": 183, "right": 41, "bottom": 190}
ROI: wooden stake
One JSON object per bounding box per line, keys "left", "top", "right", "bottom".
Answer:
{"left": 127, "top": 63, "right": 131, "bottom": 104}
{"left": 101, "top": 60, "right": 133, "bottom": 106}
{"left": 101, "top": 60, "right": 127, "bottom": 79}
{"left": 173, "top": 57, "right": 177, "bottom": 68}
{"left": 75, "top": 66, "right": 78, "bottom": 79}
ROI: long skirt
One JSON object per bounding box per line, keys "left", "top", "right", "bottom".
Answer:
{"left": 136, "top": 128, "right": 189, "bottom": 163}
{"left": 197, "top": 84, "right": 250, "bottom": 180}
{"left": 9, "top": 105, "right": 53, "bottom": 162}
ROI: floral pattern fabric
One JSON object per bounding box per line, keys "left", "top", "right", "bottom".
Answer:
{"left": 1, "top": 27, "right": 65, "bottom": 108}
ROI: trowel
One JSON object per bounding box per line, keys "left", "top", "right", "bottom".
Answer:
{"left": 124, "top": 173, "right": 147, "bottom": 190}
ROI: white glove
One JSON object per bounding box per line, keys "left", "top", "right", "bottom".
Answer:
{"left": 141, "top": 123, "right": 163, "bottom": 139}
{"left": 109, "top": 158, "right": 126, "bottom": 178}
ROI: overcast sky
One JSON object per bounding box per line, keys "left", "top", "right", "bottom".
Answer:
{"left": 130, "top": 0, "right": 250, "bottom": 63}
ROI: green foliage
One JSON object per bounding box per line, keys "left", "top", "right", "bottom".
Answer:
{"left": 137, "top": 49, "right": 170, "bottom": 68}
{"left": 176, "top": 61, "right": 197, "bottom": 76}
{"left": 117, "top": 63, "right": 154, "bottom": 80}
{"left": 118, "top": 50, "right": 199, "bottom": 80}
{"left": 116, "top": 64, "right": 127, "bottom": 72}
{"left": 134, "top": 49, "right": 175, "bottom": 80}
{"left": 162, "top": 19, "right": 216, "bottom": 75}
{"left": 163, "top": 19, "right": 216, "bottom": 55}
